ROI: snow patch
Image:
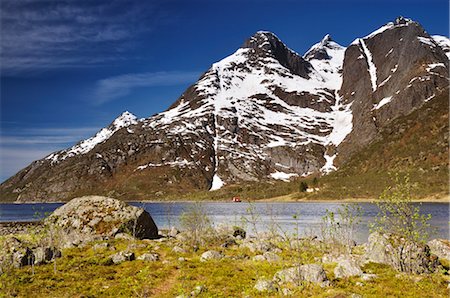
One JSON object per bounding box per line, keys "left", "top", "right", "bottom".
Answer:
{"left": 372, "top": 96, "right": 393, "bottom": 110}
{"left": 270, "top": 171, "right": 298, "bottom": 181}
{"left": 417, "top": 36, "right": 436, "bottom": 47}
{"left": 321, "top": 154, "right": 336, "bottom": 174}
{"left": 210, "top": 174, "right": 225, "bottom": 190}
{"left": 358, "top": 39, "right": 378, "bottom": 92}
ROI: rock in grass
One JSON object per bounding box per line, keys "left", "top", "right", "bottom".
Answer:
{"left": 274, "top": 264, "right": 328, "bottom": 285}
{"left": 111, "top": 251, "right": 135, "bottom": 264}
{"left": 427, "top": 239, "right": 450, "bottom": 261}
{"left": 334, "top": 259, "right": 363, "bottom": 278}
{"left": 33, "top": 246, "right": 61, "bottom": 265}
{"left": 172, "top": 246, "right": 186, "bottom": 254}
{"left": 137, "top": 253, "right": 159, "bottom": 262}
{"left": 0, "top": 237, "right": 34, "bottom": 269}
{"left": 364, "top": 232, "right": 439, "bottom": 274}
{"left": 45, "top": 196, "right": 158, "bottom": 246}
{"left": 254, "top": 279, "right": 277, "bottom": 292}
{"left": 200, "top": 250, "right": 222, "bottom": 262}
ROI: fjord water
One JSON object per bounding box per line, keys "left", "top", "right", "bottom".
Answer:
{"left": 1, "top": 202, "right": 448, "bottom": 243}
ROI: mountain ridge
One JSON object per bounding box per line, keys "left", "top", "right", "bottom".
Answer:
{"left": 1, "top": 17, "right": 448, "bottom": 202}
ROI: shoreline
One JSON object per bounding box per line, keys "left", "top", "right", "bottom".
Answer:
{"left": 2, "top": 197, "right": 449, "bottom": 204}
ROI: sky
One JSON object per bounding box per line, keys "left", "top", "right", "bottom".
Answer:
{"left": 0, "top": 0, "right": 449, "bottom": 182}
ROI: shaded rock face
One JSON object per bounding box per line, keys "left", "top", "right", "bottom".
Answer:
{"left": 364, "top": 232, "right": 439, "bottom": 274}
{"left": 0, "top": 18, "right": 448, "bottom": 202}
{"left": 0, "top": 237, "right": 34, "bottom": 270}
{"left": 337, "top": 19, "right": 449, "bottom": 164}
{"left": 45, "top": 196, "right": 158, "bottom": 243}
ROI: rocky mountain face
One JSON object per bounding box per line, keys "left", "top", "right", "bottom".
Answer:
{"left": 1, "top": 17, "right": 448, "bottom": 202}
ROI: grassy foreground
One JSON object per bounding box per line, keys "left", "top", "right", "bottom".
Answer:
{"left": 1, "top": 232, "right": 449, "bottom": 297}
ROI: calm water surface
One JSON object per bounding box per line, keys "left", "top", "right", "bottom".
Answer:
{"left": 1, "top": 202, "right": 448, "bottom": 243}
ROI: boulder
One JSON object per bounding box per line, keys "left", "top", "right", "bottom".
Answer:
{"left": 111, "top": 251, "right": 135, "bottom": 264}
{"left": 137, "top": 253, "right": 159, "bottom": 262}
{"left": 33, "top": 246, "right": 61, "bottom": 265}
{"left": 334, "top": 259, "right": 363, "bottom": 278}
{"left": 200, "top": 250, "right": 223, "bottom": 262}
{"left": 0, "top": 237, "right": 34, "bottom": 269}
{"left": 364, "top": 232, "right": 438, "bottom": 274}
{"left": 215, "top": 225, "right": 246, "bottom": 239}
{"left": 242, "top": 240, "right": 274, "bottom": 253}
{"left": 168, "top": 227, "right": 180, "bottom": 238}
{"left": 273, "top": 264, "right": 328, "bottom": 285}
{"left": 254, "top": 279, "right": 277, "bottom": 292}
{"left": 427, "top": 239, "right": 450, "bottom": 261}
{"left": 45, "top": 196, "right": 158, "bottom": 245}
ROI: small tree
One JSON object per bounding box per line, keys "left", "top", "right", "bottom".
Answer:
{"left": 321, "top": 204, "right": 362, "bottom": 254}
{"left": 299, "top": 181, "right": 308, "bottom": 192}
{"left": 370, "top": 174, "right": 432, "bottom": 243}
{"left": 179, "top": 202, "right": 214, "bottom": 249}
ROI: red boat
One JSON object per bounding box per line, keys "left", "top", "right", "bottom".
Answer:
{"left": 232, "top": 196, "right": 242, "bottom": 202}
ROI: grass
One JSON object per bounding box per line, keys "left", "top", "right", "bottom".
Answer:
{"left": 1, "top": 234, "right": 449, "bottom": 297}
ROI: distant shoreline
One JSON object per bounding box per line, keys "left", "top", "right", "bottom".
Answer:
{"left": 2, "top": 194, "right": 449, "bottom": 204}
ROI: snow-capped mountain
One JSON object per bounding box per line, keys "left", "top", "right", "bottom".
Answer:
{"left": 1, "top": 17, "right": 448, "bottom": 202}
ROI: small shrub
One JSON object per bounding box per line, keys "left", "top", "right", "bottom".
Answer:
{"left": 299, "top": 182, "right": 308, "bottom": 192}
{"left": 370, "top": 174, "right": 433, "bottom": 243}
{"left": 179, "top": 203, "right": 215, "bottom": 248}
{"left": 320, "top": 204, "right": 362, "bottom": 254}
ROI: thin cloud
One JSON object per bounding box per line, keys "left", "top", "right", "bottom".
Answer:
{"left": 0, "top": 1, "right": 167, "bottom": 75}
{"left": 93, "top": 71, "right": 201, "bottom": 104}
{"left": 0, "top": 126, "right": 100, "bottom": 182}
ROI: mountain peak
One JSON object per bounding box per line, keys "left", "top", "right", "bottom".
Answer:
{"left": 304, "top": 34, "right": 345, "bottom": 61}
{"left": 242, "top": 30, "right": 285, "bottom": 52}
{"left": 112, "top": 111, "right": 138, "bottom": 128}
{"left": 241, "top": 30, "right": 312, "bottom": 78}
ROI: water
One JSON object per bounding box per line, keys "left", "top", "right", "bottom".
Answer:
{"left": 0, "top": 202, "right": 448, "bottom": 243}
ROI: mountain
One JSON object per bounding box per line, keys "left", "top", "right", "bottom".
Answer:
{"left": 1, "top": 17, "right": 448, "bottom": 202}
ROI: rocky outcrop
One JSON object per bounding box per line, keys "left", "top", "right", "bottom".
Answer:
{"left": 427, "top": 239, "right": 450, "bottom": 261}
{"left": 334, "top": 259, "right": 363, "bottom": 278}
{"left": 45, "top": 196, "right": 158, "bottom": 245}
{"left": 364, "top": 232, "right": 439, "bottom": 274}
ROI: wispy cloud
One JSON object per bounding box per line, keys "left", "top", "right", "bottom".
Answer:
{"left": 0, "top": 126, "right": 99, "bottom": 182}
{"left": 0, "top": 1, "right": 167, "bottom": 75}
{"left": 93, "top": 71, "right": 201, "bottom": 104}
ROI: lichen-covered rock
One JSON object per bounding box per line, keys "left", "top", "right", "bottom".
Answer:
{"left": 33, "top": 246, "right": 61, "bottom": 265}
{"left": 334, "top": 259, "right": 363, "bottom": 278}
{"left": 273, "top": 264, "right": 328, "bottom": 285}
{"left": 111, "top": 251, "right": 135, "bottom": 264}
{"left": 137, "top": 253, "right": 159, "bottom": 262}
{"left": 254, "top": 279, "right": 277, "bottom": 292}
{"left": 45, "top": 196, "right": 158, "bottom": 245}
{"left": 427, "top": 239, "right": 450, "bottom": 261}
{"left": 364, "top": 232, "right": 439, "bottom": 274}
{"left": 200, "top": 250, "right": 223, "bottom": 262}
{"left": 0, "top": 237, "right": 34, "bottom": 270}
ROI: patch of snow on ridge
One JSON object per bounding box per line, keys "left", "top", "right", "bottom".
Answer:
{"left": 47, "top": 111, "right": 138, "bottom": 163}
{"left": 417, "top": 36, "right": 436, "bottom": 47}
{"left": 358, "top": 39, "right": 378, "bottom": 92}
{"left": 270, "top": 171, "right": 298, "bottom": 181}
{"left": 373, "top": 96, "right": 393, "bottom": 110}
{"left": 432, "top": 35, "right": 450, "bottom": 59}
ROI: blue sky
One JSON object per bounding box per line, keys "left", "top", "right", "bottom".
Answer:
{"left": 0, "top": 0, "right": 448, "bottom": 182}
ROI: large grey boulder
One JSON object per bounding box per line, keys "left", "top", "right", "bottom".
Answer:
{"left": 273, "top": 264, "right": 328, "bottom": 285}
{"left": 45, "top": 196, "right": 158, "bottom": 244}
{"left": 364, "top": 232, "right": 438, "bottom": 274}
{"left": 427, "top": 239, "right": 450, "bottom": 261}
